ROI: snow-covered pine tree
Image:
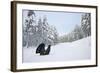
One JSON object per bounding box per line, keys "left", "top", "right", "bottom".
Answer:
{"left": 81, "top": 13, "right": 91, "bottom": 37}
{"left": 42, "top": 16, "right": 49, "bottom": 45}
{"left": 23, "top": 11, "right": 59, "bottom": 47}
{"left": 51, "top": 26, "right": 59, "bottom": 45}
{"left": 72, "top": 25, "right": 84, "bottom": 41}
{"left": 34, "top": 17, "right": 43, "bottom": 46}
{"left": 23, "top": 10, "right": 36, "bottom": 47}
{"left": 42, "top": 16, "right": 58, "bottom": 46}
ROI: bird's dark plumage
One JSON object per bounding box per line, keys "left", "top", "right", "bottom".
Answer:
{"left": 36, "top": 43, "right": 45, "bottom": 54}
{"left": 36, "top": 43, "right": 51, "bottom": 55}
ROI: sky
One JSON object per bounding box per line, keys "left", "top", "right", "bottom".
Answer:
{"left": 23, "top": 10, "right": 84, "bottom": 36}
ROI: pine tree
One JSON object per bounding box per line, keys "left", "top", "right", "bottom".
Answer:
{"left": 23, "top": 11, "right": 59, "bottom": 47}
{"left": 72, "top": 25, "right": 84, "bottom": 40}
{"left": 23, "top": 10, "right": 36, "bottom": 47}
{"left": 81, "top": 13, "right": 91, "bottom": 37}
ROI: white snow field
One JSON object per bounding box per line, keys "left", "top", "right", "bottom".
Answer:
{"left": 23, "top": 37, "right": 91, "bottom": 63}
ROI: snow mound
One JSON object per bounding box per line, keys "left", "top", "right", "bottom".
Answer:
{"left": 23, "top": 37, "right": 91, "bottom": 63}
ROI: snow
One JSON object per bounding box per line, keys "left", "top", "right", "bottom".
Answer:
{"left": 23, "top": 37, "right": 91, "bottom": 63}
{"left": 59, "top": 32, "right": 68, "bottom": 37}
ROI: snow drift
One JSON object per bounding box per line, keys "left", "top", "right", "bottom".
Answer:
{"left": 23, "top": 36, "right": 91, "bottom": 63}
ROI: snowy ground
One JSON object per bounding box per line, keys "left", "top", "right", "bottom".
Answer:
{"left": 23, "top": 37, "right": 91, "bottom": 63}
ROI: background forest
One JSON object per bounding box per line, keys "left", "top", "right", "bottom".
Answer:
{"left": 22, "top": 10, "right": 91, "bottom": 47}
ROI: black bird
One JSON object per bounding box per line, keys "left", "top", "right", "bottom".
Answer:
{"left": 36, "top": 43, "right": 45, "bottom": 54}
{"left": 40, "top": 45, "right": 51, "bottom": 55}
{"left": 36, "top": 43, "right": 51, "bottom": 55}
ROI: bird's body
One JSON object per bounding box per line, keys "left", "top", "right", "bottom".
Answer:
{"left": 36, "top": 43, "right": 51, "bottom": 55}
{"left": 36, "top": 43, "right": 45, "bottom": 54}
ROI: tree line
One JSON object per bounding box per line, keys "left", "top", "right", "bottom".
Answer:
{"left": 59, "top": 13, "right": 91, "bottom": 43}
{"left": 23, "top": 10, "right": 91, "bottom": 47}
{"left": 23, "top": 10, "right": 58, "bottom": 47}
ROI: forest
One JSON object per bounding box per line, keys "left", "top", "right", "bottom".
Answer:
{"left": 22, "top": 10, "right": 91, "bottom": 47}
